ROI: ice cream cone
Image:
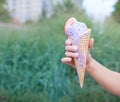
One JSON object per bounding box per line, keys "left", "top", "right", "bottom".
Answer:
{"left": 74, "top": 29, "right": 91, "bottom": 88}
{"left": 64, "top": 17, "right": 91, "bottom": 88}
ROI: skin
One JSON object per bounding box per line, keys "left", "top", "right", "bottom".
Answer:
{"left": 61, "top": 38, "right": 120, "bottom": 96}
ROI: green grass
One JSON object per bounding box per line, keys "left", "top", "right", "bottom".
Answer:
{"left": 0, "top": 10, "right": 120, "bottom": 102}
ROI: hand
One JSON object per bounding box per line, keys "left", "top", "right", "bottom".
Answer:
{"left": 61, "top": 38, "right": 94, "bottom": 68}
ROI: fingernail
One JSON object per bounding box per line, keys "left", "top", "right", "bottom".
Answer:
{"left": 67, "top": 40, "right": 71, "bottom": 45}
{"left": 66, "top": 39, "right": 70, "bottom": 45}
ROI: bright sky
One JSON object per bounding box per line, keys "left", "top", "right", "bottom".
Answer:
{"left": 82, "top": 0, "right": 118, "bottom": 22}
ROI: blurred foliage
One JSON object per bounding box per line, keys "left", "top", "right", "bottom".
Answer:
{"left": 64, "top": 0, "right": 74, "bottom": 10}
{"left": 0, "top": 6, "right": 120, "bottom": 102}
{"left": 0, "top": 0, "right": 10, "bottom": 22}
{"left": 113, "top": 0, "right": 120, "bottom": 22}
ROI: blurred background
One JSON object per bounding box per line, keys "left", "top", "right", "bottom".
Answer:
{"left": 0, "top": 0, "right": 120, "bottom": 102}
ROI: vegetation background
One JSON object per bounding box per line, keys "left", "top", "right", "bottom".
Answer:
{"left": 0, "top": 0, "right": 120, "bottom": 102}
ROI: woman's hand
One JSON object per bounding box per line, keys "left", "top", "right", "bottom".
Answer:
{"left": 61, "top": 38, "right": 94, "bottom": 68}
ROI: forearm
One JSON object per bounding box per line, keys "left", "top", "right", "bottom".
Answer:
{"left": 86, "top": 58, "right": 120, "bottom": 96}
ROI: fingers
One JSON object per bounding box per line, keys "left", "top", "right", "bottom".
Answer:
{"left": 65, "top": 51, "right": 78, "bottom": 58}
{"left": 61, "top": 57, "right": 75, "bottom": 68}
{"left": 88, "top": 38, "right": 94, "bottom": 49}
{"left": 65, "top": 39, "right": 78, "bottom": 52}
{"left": 65, "top": 46, "right": 78, "bottom": 52}
{"left": 62, "top": 38, "right": 94, "bottom": 68}
{"left": 65, "top": 38, "right": 94, "bottom": 56}
{"left": 66, "top": 38, "right": 94, "bottom": 51}
{"left": 61, "top": 57, "right": 72, "bottom": 62}
{"left": 62, "top": 39, "right": 78, "bottom": 68}
{"left": 65, "top": 39, "right": 72, "bottom": 45}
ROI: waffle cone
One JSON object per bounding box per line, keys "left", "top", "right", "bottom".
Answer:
{"left": 74, "top": 29, "right": 91, "bottom": 88}
{"left": 64, "top": 17, "right": 91, "bottom": 88}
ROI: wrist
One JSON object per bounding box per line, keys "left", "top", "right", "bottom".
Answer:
{"left": 86, "top": 54, "right": 93, "bottom": 66}
{"left": 86, "top": 57, "right": 95, "bottom": 73}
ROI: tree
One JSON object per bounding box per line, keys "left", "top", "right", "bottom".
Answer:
{"left": 113, "top": 0, "right": 120, "bottom": 22}
{"left": 0, "top": 0, "right": 10, "bottom": 22}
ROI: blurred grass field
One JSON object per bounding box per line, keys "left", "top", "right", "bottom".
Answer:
{"left": 0, "top": 9, "right": 120, "bottom": 102}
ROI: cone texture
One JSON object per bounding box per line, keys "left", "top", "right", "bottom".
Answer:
{"left": 74, "top": 29, "right": 91, "bottom": 88}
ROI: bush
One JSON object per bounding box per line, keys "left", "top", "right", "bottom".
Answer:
{"left": 113, "top": 0, "right": 120, "bottom": 22}
{"left": 0, "top": 0, "right": 10, "bottom": 22}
